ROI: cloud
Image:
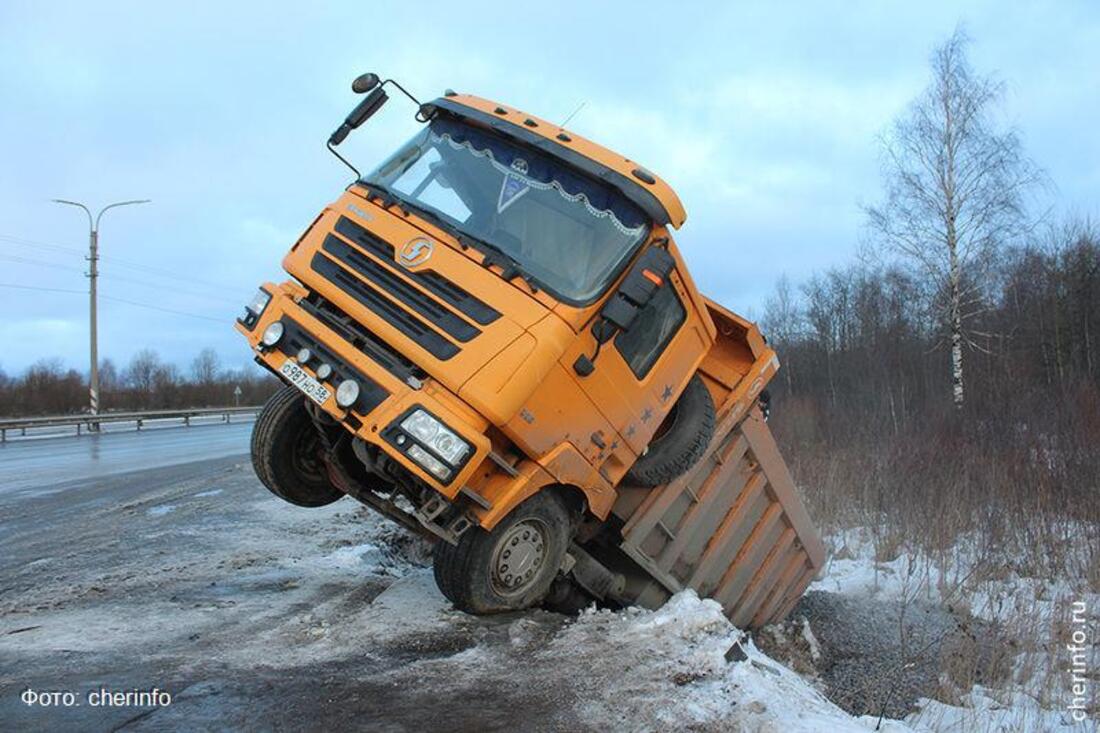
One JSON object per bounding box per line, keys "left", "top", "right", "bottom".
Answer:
{"left": 0, "top": 1, "right": 1096, "bottom": 370}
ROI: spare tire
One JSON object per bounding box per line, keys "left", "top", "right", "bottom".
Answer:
{"left": 625, "top": 374, "right": 715, "bottom": 487}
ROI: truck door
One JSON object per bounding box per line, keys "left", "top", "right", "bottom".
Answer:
{"left": 564, "top": 248, "right": 713, "bottom": 463}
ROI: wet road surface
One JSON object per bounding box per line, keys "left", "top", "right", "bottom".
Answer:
{"left": 0, "top": 448, "right": 581, "bottom": 732}
{"left": 0, "top": 422, "right": 253, "bottom": 495}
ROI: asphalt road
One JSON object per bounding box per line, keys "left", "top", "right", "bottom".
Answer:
{"left": 0, "top": 422, "right": 255, "bottom": 495}
{"left": 0, "top": 427, "right": 581, "bottom": 732}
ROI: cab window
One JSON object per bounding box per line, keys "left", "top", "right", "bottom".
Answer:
{"left": 615, "top": 278, "right": 686, "bottom": 379}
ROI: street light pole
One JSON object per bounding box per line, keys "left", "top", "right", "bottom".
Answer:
{"left": 52, "top": 199, "right": 150, "bottom": 423}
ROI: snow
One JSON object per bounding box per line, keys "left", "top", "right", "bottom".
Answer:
{"left": 910, "top": 687, "right": 1085, "bottom": 731}
{"left": 809, "top": 527, "right": 1099, "bottom": 732}
{"left": 800, "top": 616, "right": 822, "bottom": 663}
{"left": 316, "top": 541, "right": 386, "bottom": 570}
{"left": 539, "top": 591, "right": 914, "bottom": 732}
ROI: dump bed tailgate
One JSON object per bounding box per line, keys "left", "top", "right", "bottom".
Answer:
{"left": 610, "top": 300, "right": 825, "bottom": 628}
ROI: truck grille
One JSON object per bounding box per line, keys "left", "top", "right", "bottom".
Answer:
{"left": 299, "top": 294, "right": 424, "bottom": 385}
{"left": 312, "top": 254, "right": 460, "bottom": 361}
{"left": 332, "top": 216, "right": 501, "bottom": 325}
{"left": 320, "top": 235, "right": 479, "bottom": 342}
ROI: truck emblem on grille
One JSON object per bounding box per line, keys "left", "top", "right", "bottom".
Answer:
{"left": 399, "top": 239, "right": 433, "bottom": 268}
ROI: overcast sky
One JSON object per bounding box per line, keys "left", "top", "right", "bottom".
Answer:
{"left": 0, "top": 1, "right": 1096, "bottom": 375}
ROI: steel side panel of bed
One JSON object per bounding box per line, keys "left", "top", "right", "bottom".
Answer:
{"left": 617, "top": 405, "right": 826, "bottom": 628}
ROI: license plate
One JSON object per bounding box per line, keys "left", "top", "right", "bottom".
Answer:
{"left": 279, "top": 361, "right": 331, "bottom": 405}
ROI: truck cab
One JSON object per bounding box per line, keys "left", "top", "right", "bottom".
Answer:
{"left": 237, "top": 77, "right": 821, "bottom": 619}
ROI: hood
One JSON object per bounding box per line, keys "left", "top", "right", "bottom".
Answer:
{"left": 282, "top": 191, "right": 555, "bottom": 399}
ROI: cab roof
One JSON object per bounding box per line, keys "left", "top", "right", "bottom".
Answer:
{"left": 430, "top": 93, "right": 687, "bottom": 230}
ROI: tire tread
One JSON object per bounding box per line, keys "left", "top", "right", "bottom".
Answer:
{"left": 625, "top": 374, "right": 716, "bottom": 487}
{"left": 251, "top": 386, "right": 343, "bottom": 507}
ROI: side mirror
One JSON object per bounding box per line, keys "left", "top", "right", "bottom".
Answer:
{"left": 572, "top": 246, "right": 676, "bottom": 376}
{"left": 597, "top": 246, "right": 676, "bottom": 334}
{"left": 352, "top": 73, "right": 381, "bottom": 93}
{"left": 329, "top": 87, "right": 389, "bottom": 146}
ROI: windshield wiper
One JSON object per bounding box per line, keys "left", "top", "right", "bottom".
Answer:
{"left": 357, "top": 181, "right": 408, "bottom": 215}
{"left": 478, "top": 247, "right": 540, "bottom": 294}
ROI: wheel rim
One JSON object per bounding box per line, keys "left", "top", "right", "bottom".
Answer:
{"left": 490, "top": 519, "right": 548, "bottom": 598}
{"left": 291, "top": 425, "right": 325, "bottom": 483}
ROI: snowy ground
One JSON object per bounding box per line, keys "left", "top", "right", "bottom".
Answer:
{"left": 802, "top": 529, "right": 1099, "bottom": 731}
{"left": 0, "top": 458, "right": 1095, "bottom": 731}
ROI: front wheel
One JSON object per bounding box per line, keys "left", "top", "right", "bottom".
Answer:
{"left": 251, "top": 386, "right": 345, "bottom": 507}
{"left": 433, "top": 492, "right": 572, "bottom": 614}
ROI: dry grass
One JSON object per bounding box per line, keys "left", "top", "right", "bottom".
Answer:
{"left": 773, "top": 390, "right": 1100, "bottom": 586}
{"left": 769, "top": 386, "right": 1100, "bottom": 724}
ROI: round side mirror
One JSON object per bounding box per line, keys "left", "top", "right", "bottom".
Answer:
{"left": 352, "top": 73, "right": 381, "bottom": 94}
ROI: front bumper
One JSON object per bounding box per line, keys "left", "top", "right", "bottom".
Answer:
{"left": 237, "top": 282, "right": 492, "bottom": 498}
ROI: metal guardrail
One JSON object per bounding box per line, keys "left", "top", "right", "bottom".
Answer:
{"left": 0, "top": 406, "right": 262, "bottom": 443}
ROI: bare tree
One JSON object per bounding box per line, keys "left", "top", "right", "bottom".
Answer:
{"left": 98, "top": 358, "right": 120, "bottom": 393}
{"left": 762, "top": 276, "right": 804, "bottom": 394}
{"left": 191, "top": 348, "right": 221, "bottom": 386}
{"left": 125, "top": 349, "right": 161, "bottom": 395}
{"left": 866, "top": 29, "right": 1043, "bottom": 408}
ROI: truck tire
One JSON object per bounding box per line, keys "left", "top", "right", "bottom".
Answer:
{"left": 432, "top": 492, "right": 571, "bottom": 614}
{"left": 626, "top": 373, "right": 715, "bottom": 487}
{"left": 251, "top": 386, "right": 345, "bottom": 507}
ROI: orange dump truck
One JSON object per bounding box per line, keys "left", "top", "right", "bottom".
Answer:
{"left": 236, "top": 73, "right": 824, "bottom": 626}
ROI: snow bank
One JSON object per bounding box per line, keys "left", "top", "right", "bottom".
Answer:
{"left": 809, "top": 527, "right": 1099, "bottom": 731}
{"left": 542, "top": 590, "right": 913, "bottom": 732}
{"left": 910, "top": 686, "right": 1085, "bottom": 731}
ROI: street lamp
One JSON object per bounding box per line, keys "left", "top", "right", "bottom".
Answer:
{"left": 52, "top": 198, "right": 150, "bottom": 423}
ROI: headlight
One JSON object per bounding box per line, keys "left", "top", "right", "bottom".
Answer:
{"left": 335, "top": 379, "right": 360, "bottom": 408}
{"left": 400, "top": 409, "right": 471, "bottom": 465}
{"left": 246, "top": 289, "right": 271, "bottom": 316}
{"left": 261, "top": 321, "right": 284, "bottom": 346}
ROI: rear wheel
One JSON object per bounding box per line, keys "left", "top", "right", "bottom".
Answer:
{"left": 625, "top": 373, "right": 716, "bottom": 487}
{"left": 251, "top": 386, "right": 345, "bottom": 507}
{"left": 432, "top": 492, "right": 572, "bottom": 614}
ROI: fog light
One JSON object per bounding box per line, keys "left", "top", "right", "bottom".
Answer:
{"left": 335, "top": 379, "right": 360, "bottom": 408}
{"left": 261, "top": 321, "right": 284, "bottom": 346}
{"left": 297, "top": 347, "right": 313, "bottom": 363}
{"left": 315, "top": 363, "right": 332, "bottom": 380}
{"left": 407, "top": 444, "right": 451, "bottom": 481}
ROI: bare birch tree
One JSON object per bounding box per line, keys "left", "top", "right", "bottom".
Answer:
{"left": 866, "top": 29, "right": 1042, "bottom": 408}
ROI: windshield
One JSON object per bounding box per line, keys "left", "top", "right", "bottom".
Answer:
{"left": 363, "top": 117, "right": 650, "bottom": 304}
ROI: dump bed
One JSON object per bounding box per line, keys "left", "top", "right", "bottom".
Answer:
{"left": 608, "top": 299, "right": 825, "bottom": 628}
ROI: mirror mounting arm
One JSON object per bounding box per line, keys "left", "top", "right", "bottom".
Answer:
{"left": 326, "top": 140, "right": 361, "bottom": 179}
{"left": 380, "top": 78, "right": 436, "bottom": 122}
